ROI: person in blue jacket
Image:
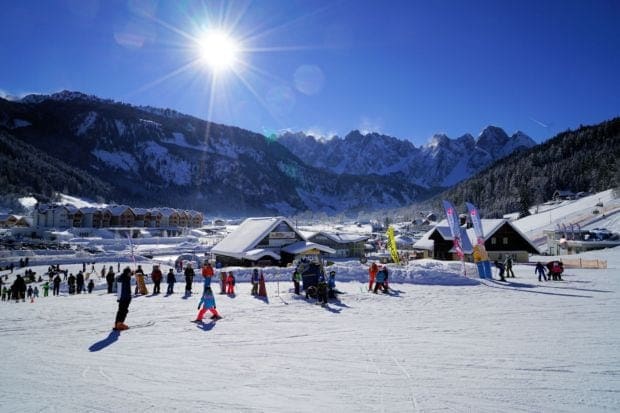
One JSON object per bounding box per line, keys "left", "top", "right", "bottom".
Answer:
{"left": 114, "top": 267, "right": 133, "bottom": 331}
{"left": 373, "top": 267, "right": 387, "bottom": 293}
{"left": 194, "top": 287, "right": 221, "bottom": 322}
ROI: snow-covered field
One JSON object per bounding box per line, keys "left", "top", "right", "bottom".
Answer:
{"left": 1, "top": 250, "right": 619, "bottom": 412}
{"left": 1, "top": 191, "right": 620, "bottom": 412}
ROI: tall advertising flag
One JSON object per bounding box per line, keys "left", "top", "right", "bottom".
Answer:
{"left": 466, "top": 202, "right": 492, "bottom": 279}
{"left": 386, "top": 226, "right": 400, "bottom": 265}
{"left": 442, "top": 200, "right": 466, "bottom": 275}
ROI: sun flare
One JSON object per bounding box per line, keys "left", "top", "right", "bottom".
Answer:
{"left": 197, "top": 30, "right": 239, "bottom": 72}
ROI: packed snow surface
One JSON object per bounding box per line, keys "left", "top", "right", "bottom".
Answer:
{"left": 1, "top": 252, "right": 619, "bottom": 412}
{"left": 2, "top": 190, "right": 620, "bottom": 411}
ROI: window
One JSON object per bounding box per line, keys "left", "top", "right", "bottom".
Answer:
{"left": 491, "top": 237, "right": 497, "bottom": 245}
{"left": 503, "top": 237, "right": 508, "bottom": 245}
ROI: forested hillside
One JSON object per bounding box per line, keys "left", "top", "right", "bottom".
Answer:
{"left": 420, "top": 118, "right": 620, "bottom": 217}
{"left": 0, "top": 131, "right": 111, "bottom": 210}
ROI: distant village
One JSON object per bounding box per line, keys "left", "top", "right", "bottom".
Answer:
{"left": 1, "top": 189, "right": 618, "bottom": 267}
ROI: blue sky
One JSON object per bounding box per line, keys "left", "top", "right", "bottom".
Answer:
{"left": 1, "top": 0, "right": 619, "bottom": 145}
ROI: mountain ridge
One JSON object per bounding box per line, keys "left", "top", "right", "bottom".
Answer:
{"left": 1, "top": 90, "right": 537, "bottom": 216}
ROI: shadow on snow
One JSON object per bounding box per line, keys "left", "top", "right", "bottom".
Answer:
{"left": 89, "top": 330, "right": 120, "bottom": 352}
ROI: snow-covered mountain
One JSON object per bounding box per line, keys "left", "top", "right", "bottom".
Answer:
{"left": 0, "top": 91, "right": 431, "bottom": 215}
{"left": 278, "top": 126, "right": 536, "bottom": 187}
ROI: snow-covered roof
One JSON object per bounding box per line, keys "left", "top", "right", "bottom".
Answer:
{"left": 414, "top": 219, "right": 539, "bottom": 254}
{"left": 108, "top": 205, "right": 132, "bottom": 216}
{"left": 79, "top": 207, "right": 99, "bottom": 214}
{"left": 133, "top": 208, "right": 148, "bottom": 215}
{"left": 157, "top": 207, "right": 177, "bottom": 218}
{"left": 243, "top": 249, "right": 281, "bottom": 261}
{"left": 281, "top": 241, "right": 336, "bottom": 255}
{"left": 64, "top": 205, "right": 79, "bottom": 214}
{"left": 309, "top": 231, "right": 369, "bottom": 243}
{"left": 212, "top": 216, "right": 305, "bottom": 257}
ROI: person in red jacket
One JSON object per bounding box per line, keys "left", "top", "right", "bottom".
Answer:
{"left": 201, "top": 261, "right": 214, "bottom": 292}
{"left": 226, "top": 272, "right": 235, "bottom": 295}
{"left": 368, "top": 262, "right": 378, "bottom": 291}
{"left": 151, "top": 265, "right": 163, "bottom": 295}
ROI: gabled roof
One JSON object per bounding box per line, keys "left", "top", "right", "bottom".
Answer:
{"left": 64, "top": 205, "right": 79, "bottom": 214}
{"left": 429, "top": 225, "right": 474, "bottom": 254}
{"left": 108, "top": 205, "right": 133, "bottom": 216}
{"left": 132, "top": 208, "right": 148, "bottom": 215}
{"left": 281, "top": 241, "right": 336, "bottom": 255}
{"left": 156, "top": 207, "right": 177, "bottom": 218}
{"left": 466, "top": 219, "right": 539, "bottom": 254}
{"left": 415, "top": 218, "right": 539, "bottom": 254}
{"left": 79, "top": 207, "right": 99, "bottom": 214}
{"left": 243, "top": 249, "right": 281, "bottom": 261}
{"left": 212, "top": 216, "right": 305, "bottom": 257}
{"left": 310, "top": 231, "right": 369, "bottom": 243}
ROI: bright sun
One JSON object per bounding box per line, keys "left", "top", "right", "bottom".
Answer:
{"left": 197, "top": 30, "right": 239, "bottom": 72}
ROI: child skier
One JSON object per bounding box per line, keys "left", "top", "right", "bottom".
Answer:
{"left": 166, "top": 269, "right": 176, "bottom": 294}
{"left": 226, "top": 272, "right": 235, "bottom": 295}
{"left": 535, "top": 262, "right": 547, "bottom": 282}
{"left": 193, "top": 287, "right": 221, "bottom": 322}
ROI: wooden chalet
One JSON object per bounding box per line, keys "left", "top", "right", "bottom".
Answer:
{"left": 212, "top": 217, "right": 335, "bottom": 267}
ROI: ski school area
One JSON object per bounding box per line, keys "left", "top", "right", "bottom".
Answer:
{"left": 1, "top": 247, "right": 619, "bottom": 412}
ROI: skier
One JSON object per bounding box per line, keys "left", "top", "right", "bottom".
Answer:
{"left": 201, "top": 261, "right": 214, "bottom": 292}
{"left": 535, "top": 262, "right": 547, "bottom": 282}
{"left": 151, "top": 265, "right": 163, "bottom": 295}
{"left": 27, "top": 285, "right": 33, "bottom": 299}
{"left": 2, "top": 286, "right": 7, "bottom": 301}
{"left": 251, "top": 269, "right": 260, "bottom": 296}
{"left": 67, "top": 273, "right": 76, "bottom": 294}
{"left": 106, "top": 267, "right": 115, "bottom": 293}
{"left": 33, "top": 286, "right": 39, "bottom": 298}
{"left": 76, "top": 271, "right": 84, "bottom": 294}
{"left": 166, "top": 268, "right": 176, "bottom": 294}
{"left": 193, "top": 287, "right": 221, "bottom": 322}
{"left": 87, "top": 279, "right": 94, "bottom": 293}
{"left": 258, "top": 271, "right": 267, "bottom": 297}
{"left": 184, "top": 263, "right": 195, "bottom": 295}
{"left": 42, "top": 281, "right": 49, "bottom": 297}
{"left": 219, "top": 271, "right": 227, "bottom": 294}
{"left": 494, "top": 260, "right": 506, "bottom": 281}
{"left": 13, "top": 275, "right": 26, "bottom": 302}
{"left": 292, "top": 268, "right": 302, "bottom": 295}
{"left": 373, "top": 266, "right": 387, "bottom": 294}
{"left": 504, "top": 255, "right": 515, "bottom": 278}
{"left": 317, "top": 272, "right": 329, "bottom": 306}
{"left": 113, "top": 267, "right": 133, "bottom": 331}
{"left": 52, "top": 274, "right": 61, "bottom": 296}
{"left": 226, "top": 272, "right": 235, "bottom": 296}
{"left": 368, "top": 262, "right": 378, "bottom": 291}
{"left": 327, "top": 271, "right": 338, "bottom": 298}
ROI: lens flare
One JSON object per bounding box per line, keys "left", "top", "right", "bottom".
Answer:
{"left": 197, "top": 30, "right": 239, "bottom": 71}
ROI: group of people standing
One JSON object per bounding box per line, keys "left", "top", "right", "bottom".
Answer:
{"left": 493, "top": 255, "right": 516, "bottom": 281}
{"left": 368, "top": 262, "right": 390, "bottom": 293}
